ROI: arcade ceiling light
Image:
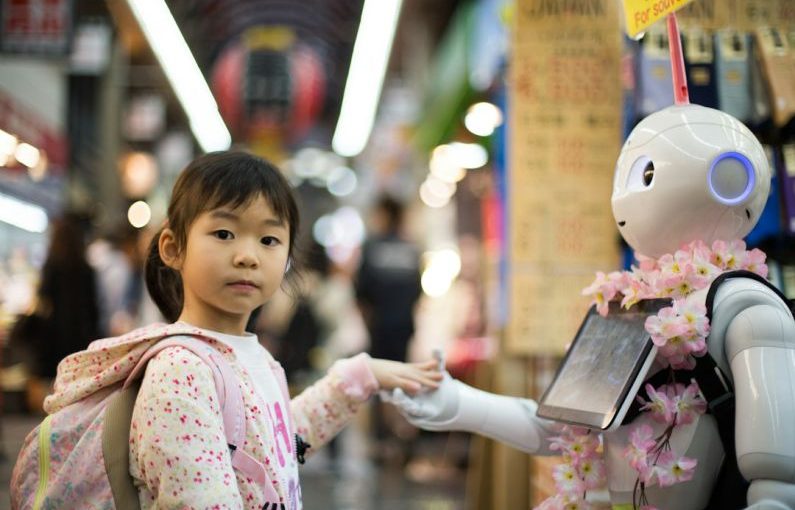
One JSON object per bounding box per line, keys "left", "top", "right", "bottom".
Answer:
{"left": 0, "top": 192, "right": 48, "bottom": 233}
{"left": 125, "top": 0, "right": 231, "bottom": 152}
{"left": 332, "top": 0, "right": 403, "bottom": 158}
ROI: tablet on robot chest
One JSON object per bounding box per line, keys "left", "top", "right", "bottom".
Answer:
{"left": 537, "top": 299, "right": 671, "bottom": 431}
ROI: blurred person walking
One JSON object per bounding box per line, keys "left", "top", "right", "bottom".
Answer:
{"left": 15, "top": 213, "right": 101, "bottom": 411}
{"left": 355, "top": 194, "right": 422, "bottom": 462}
{"left": 88, "top": 223, "right": 145, "bottom": 336}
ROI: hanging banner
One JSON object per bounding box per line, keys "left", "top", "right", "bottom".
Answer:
{"left": 507, "top": 0, "right": 622, "bottom": 355}
{"left": 622, "top": 0, "right": 695, "bottom": 38}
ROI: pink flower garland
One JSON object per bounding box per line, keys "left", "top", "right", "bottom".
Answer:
{"left": 535, "top": 240, "right": 768, "bottom": 510}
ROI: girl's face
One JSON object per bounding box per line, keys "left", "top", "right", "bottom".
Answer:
{"left": 163, "top": 194, "right": 290, "bottom": 334}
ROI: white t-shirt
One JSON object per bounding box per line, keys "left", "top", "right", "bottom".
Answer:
{"left": 197, "top": 325, "right": 284, "bottom": 405}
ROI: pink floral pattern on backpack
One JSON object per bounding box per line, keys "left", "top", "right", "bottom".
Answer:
{"left": 11, "top": 322, "right": 379, "bottom": 510}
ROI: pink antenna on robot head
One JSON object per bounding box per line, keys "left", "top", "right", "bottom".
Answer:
{"left": 667, "top": 12, "right": 689, "bottom": 105}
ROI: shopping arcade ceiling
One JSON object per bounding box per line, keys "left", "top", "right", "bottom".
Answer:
{"left": 109, "top": 0, "right": 461, "bottom": 150}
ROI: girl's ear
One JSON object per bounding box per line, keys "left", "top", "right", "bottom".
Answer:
{"left": 159, "top": 228, "right": 183, "bottom": 271}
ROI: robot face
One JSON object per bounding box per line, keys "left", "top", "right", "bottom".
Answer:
{"left": 611, "top": 105, "right": 770, "bottom": 258}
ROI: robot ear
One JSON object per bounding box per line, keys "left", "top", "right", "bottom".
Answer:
{"left": 708, "top": 152, "right": 756, "bottom": 206}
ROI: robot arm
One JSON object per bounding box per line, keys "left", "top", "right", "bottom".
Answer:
{"left": 384, "top": 372, "right": 561, "bottom": 455}
{"left": 712, "top": 280, "right": 795, "bottom": 509}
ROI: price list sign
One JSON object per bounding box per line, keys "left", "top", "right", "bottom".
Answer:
{"left": 507, "top": 0, "right": 622, "bottom": 355}
{"left": 671, "top": 0, "right": 794, "bottom": 30}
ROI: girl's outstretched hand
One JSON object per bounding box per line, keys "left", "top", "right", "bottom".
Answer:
{"left": 366, "top": 358, "right": 443, "bottom": 395}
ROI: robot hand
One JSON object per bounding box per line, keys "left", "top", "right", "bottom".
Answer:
{"left": 381, "top": 372, "right": 465, "bottom": 431}
{"left": 381, "top": 349, "right": 560, "bottom": 455}
{"left": 380, "top": 349, "right": 462, "bottom": 430}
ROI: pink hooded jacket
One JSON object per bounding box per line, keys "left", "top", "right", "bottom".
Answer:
{"left": 41, "top": 322, "right": 379, "bottom": 509}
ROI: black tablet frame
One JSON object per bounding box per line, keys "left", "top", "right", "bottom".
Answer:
{"left": 537, "top": 298, "right": 672, "bottom": 430}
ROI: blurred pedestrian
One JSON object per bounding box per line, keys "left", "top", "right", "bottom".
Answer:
{"left": 88, "top": 222, "right": 144, "bottom": 336}
{"left": 355, "top": 194, "right": 422, "bottom": 461}
{"left": 23, "top": 213, "right": 101, "bottom": 410}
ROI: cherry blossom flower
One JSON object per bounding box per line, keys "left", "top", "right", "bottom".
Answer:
{"left": 672, "top": 299, "right": 710, "bottom": 339}
{"left": 654, "top": 452, "right": 697, "bottom": 487}
{"left": 582, "top": 272, "right": 618, "bottom": 316}
{"left": 711, "top": 239, "right": 747, "bottom": 270}
{"left": 690, "top": 248, "right": 720, "bottom": 286}
{"left": 743, "top": 248, "right": 768, "bottom": 277}
{"left": 562, "top": 498, "right": 593, "bottom": 510}
{"left": 577, "top": 458, "right": 607, "bottom": 489}
{"left": 657, "top": 253, "right": 679, "bottom": 275}
{"left": 645, "top": 308, "right": 691, "bottom": 346}
{"left": 534, "top": 495, "right": 593, "bottom": 510}
{"left": 709, "top": 240, "right": 728, "bottom": 268}
{"left": 673, "top": 382, "right": 707, "bottom": 425}
{"left": 637, "top": 254, "right": 659, "bottom": 272}
{"left": 624, "top": 424, "right": 655, "bottom": 479}
{"left": 553, "top": 463, "right": 586, "bottom": 495}
{"left": 638, "top": 384, "right": 675, "bottom": 425}
{"left": 723, "top": 239, "right": 748, "bottom": 270}
{"left": 621, "top": 272, "right": 652, "bottom": 309}
{"left": 535, "top": 495, "right": 566, "bottom": 510}
{"left": 549, "top": 428, "right": 600, "bottom": 463}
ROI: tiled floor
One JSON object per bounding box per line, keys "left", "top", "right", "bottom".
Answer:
{"left": 0, "top": 413, "right": 467, "bottom": 510}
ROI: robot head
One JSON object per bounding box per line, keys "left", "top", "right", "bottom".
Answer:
{"left": 612, "top": 104, "right": 770, "bottom": 258}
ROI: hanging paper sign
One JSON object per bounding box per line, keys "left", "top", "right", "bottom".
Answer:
{"left": 508, "top": 0, "right": 622, "bottom": 356}
{"left": 622, "top": 0, "right": 695, "bottom": 38}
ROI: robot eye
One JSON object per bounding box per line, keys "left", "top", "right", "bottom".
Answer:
{"left": 626, "top": 156, "right": 655, "bottom": 191}
{"left": 642, "top": 162, "right": 655, "bottom": 186}
{"left": 708, "top": 152, "right": 755, "bottom": 205}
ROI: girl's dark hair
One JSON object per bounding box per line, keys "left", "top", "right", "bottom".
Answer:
{"left": 145, "top": 151, "right": 300, "bottom": 322}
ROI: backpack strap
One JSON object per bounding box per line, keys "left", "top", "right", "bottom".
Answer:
{"left": 118, "top": 336, "right": 268, "bottom": 486}
{"left": 104, "top": 380, "right": 144, "bottom": 510}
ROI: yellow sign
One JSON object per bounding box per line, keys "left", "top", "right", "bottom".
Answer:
{"left": 622, "top": 0, "right": 695, "bottom": 38}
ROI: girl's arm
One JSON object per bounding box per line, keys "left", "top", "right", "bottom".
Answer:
{"left": 130, "top": 347, "right": 245, "bottom": 509}
{"left": 290, "top": 354, "right": 441, "bottom": 451}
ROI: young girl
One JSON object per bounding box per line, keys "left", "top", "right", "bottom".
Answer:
{"left": 39, "top": 151, "right": 442, "bottom": 509}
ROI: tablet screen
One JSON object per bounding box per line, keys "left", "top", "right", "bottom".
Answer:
{"left": 537, "top": 299, "right": 671, "bottom": 430}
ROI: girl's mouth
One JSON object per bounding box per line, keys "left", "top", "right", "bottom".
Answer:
{"left": 228, "top": 280, "right": 259, "bottom": 290}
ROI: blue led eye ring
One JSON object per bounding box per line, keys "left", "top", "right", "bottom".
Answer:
{"left": 708, "top": 151, "right": 755, "bottom": 206}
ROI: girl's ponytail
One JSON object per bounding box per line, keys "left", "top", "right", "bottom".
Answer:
{"left": 144, "top": 228, "right": 183, "bottom": 323}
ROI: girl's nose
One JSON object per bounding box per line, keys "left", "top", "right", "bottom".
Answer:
{"left": 233, "top": 245, "right": 259, "bottom": 268}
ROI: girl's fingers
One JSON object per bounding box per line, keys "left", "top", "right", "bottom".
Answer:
{"left": 396, "top": 377, "right": 422, "bottom": 395}
{"left": 412, "top": 359, "right": 440, "bottom": 370}
{"left": 417, "top": 376, "right": 440, "bottom": 389}
{"left": 401, "top": 369, "right": 441, "bottom": 389}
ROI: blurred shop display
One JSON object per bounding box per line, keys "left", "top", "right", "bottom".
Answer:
{"left": 624, "top": 5, "right": 795, "bottom": 299}
{"left": 0, "top": 89, "right": 68, "bottom": 178}
{"left": 0, "top": 0, "right": 73, "bottom": 56}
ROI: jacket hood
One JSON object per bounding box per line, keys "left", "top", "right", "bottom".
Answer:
{"left": 43, "top": 322, "right": 234, "bottom": 413}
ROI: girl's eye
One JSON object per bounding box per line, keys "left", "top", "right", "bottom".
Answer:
{"left": 261, "top": 236, "right": 280, "bottom": 247}
{"left": 213, "top": 230, "right": 234, "bottom": 240}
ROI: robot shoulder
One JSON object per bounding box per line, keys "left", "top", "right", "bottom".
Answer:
{"left": 707, "top": 272, "right": 795, "bottom": 371}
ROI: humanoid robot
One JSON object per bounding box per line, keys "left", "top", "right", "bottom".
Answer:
{"left": 386, "top": 19, "right": 795, "bottom": 510}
